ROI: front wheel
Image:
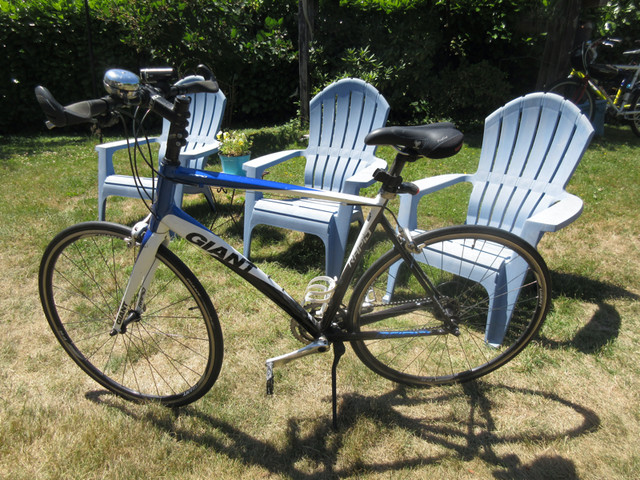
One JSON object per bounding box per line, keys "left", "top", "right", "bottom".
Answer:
{"left": 547, "top": 78, "right": 595, "bottom": 120}
{"left": 348, "top": 225, "right": 550, "bottom": 386}
{"left": 38, "top": 222, "right": 223, "bottom": 407}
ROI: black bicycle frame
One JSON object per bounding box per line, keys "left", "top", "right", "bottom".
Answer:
{"left": 124, "top": 151, "right": 445, "bottom": 343}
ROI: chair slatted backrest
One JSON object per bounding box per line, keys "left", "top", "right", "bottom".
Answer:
{"left": 304, "top": 78, "right": 390, "bottom": 193}
{"left": 157, "top": 88, "right": 226, "bottom": 167}
{"left": 468, "top": 92, "right": 593, "bottom": 240}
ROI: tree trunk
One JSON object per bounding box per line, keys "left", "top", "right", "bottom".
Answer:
{"left": 298, "top": 0, "right": 315, "bottom": 126}
{"left": 536, "top": 0, "right": 583, "bottom": 90}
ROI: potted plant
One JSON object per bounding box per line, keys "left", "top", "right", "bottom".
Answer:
{"left": 216, "top": 130, "right": 253, "bottom": 176}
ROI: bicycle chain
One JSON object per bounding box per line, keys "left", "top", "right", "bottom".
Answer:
{"left": 289, "top": 295, "right": 438, "bottom": 345}
{"left": 362, "top": 296, "right": 433, "bottom": 308}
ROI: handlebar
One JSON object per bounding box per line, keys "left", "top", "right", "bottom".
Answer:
{"left": 35, "top": 86, "right": 116, "bottom": 129}
{"left": 34, "top": 64, "right": 219, "bottom": 130}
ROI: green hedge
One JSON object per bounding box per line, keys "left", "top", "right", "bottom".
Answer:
{"left": 2, "top": 0, "right": 547, "bottom": 134}
{"left": 1, "top": 0, "right": 299, "bottom": 133}
{"left": 1, "top": 1, "right": 135, "bottom": 133}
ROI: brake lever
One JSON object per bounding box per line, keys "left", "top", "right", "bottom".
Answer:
{"left": 170, "top": 79, "right": 219, "bottom": 96}
{"left": 196, "top": 64, "right": 215, "bottom": 81}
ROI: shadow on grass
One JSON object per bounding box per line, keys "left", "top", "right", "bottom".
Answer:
{"left": 87, "top": 381, "right": 598, "bottom": 479}
{"left": 0, "top": 134, "right": 96, "bottom": 164}
{"left": 547, "top": 270, "right": 638, "bottom": 354}
{"left": 590, "top": 124, "right": 640, "bottom": 149}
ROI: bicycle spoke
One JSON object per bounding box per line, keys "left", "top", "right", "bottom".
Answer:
{"left": 349, "top": 226, "right": 549, "bottom": 385}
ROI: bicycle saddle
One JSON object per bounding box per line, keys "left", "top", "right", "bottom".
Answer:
{"left": 365, "top": 122, "right": 464, "bottom": 159}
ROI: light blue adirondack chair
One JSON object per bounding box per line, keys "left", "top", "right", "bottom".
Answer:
{"left": 96, "top": 76, "right": 226, "bottom": 220}
{"left": 243, "top": 78, "right": 390, "bottom": 277}
{"left": 386, "top": 92, "right": 594, "bottom": 346}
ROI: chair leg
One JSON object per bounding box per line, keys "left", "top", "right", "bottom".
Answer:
{"left": 383, "top": 260, "right": 403, "bottom": 303}
{"left": 483, "top": 257, "right": 527, "bottom": 347}
{"left": 325, "top": 236, "right": 346, "bottom": 279}
{"left": 202, "top": 187, "right": 216, "bottom": 213}
{"left": 98, "top": 196, "right": 107, "bottom": 221}
{"left": 243, "top": 226, "right": 253, "bottom": 259}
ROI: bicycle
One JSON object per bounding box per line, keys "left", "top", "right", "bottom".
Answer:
{"left": 35, "top": 67, "right": 551, "bottom": 425}
{"left": 546, "top": 37, "right": 640, "bottom": 137}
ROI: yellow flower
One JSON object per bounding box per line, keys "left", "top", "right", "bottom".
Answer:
{"left": 217, "top": 130, "right": 253, "bottom": 157}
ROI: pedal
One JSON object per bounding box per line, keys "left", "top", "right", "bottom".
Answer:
{"left": 264, "top": 337, "right": 329, "bottom": 394}
{"left": 266, "top": 362, "right": 274, "bottom": 395}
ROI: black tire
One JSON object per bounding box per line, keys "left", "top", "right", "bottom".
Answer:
{"left": 348, "top": 225, "right": 550, "bottom": 386}
{"left": 39, "top": 222, "right": 223, "bottom": 407}
{"left": 547, "top": 78, "right": 595, "bottom": 120}
{"left": 628, "top": 91, "right": 640, "bottom": 137}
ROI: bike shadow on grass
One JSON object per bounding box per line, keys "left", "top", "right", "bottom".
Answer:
{"left": 546, "top": 270, "right": 638, "bottom": 354}
{"left": 87, "top": 381, "right": 598, "bottom": 479}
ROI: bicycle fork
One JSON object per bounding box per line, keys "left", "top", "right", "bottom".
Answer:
{"left": 110, "top": 223, "right": 168, "bottom": 336}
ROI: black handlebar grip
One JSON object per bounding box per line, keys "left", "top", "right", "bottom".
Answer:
{"left": 171, "top": 80, "right": 219, "bottom": 96}
{"left": 65, "top": 98, "right": 111, "bottom": 120}
{"left": 35, "top": 86, "right": 113, "bottom": 128}
{"left": 196, "top": 64, "right": 215, "bottom": 81}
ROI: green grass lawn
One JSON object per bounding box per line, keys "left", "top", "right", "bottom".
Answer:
{"left": 0, "top": 124, "right": 639, "bottom": 479}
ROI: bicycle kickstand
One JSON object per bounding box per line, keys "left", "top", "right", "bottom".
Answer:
{"left": 264, "top": 337, "right": 344, "bottom": 430}
{"left": 331, "top": 340, "right": 346, "bottom": 431}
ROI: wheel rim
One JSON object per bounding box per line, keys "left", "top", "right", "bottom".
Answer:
{"left": 41, "top": 226, "right": 218, "bottom": 404}
{"left": 349, "top": 228, "right": 549, "bottom": 385}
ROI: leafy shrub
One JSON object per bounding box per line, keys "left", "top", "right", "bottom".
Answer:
{"left": 0, "top": 1, "right": 134, "bottom": 133}
{"left": 2, "top": 0, "right": 546, "bottom": 133}
{"left": 95, "top": 0, "right": 300, "bottom": 126}
{"left": 425, "top": 60, "right": 513, "bottom": 130}
{"left": 0, "top": 0, "right": 299, "bottom": 133}
{"left": 245, "top": 119, "right": 304, "bottom": 157}
{"left": 313, "top": 0, "right": 541, "bottom": 126}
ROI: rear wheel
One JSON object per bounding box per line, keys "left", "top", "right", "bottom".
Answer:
{"left": 348, "top": 225, "right": 550, "bottom": 386}
{"left": 628, "top": 91, "right": 640, "bottom": 137}
{"left": 547, "top": 78, "right": 595, "bottom": 120}
{"left": 39, "top": 222, "right": 223, "bottom": 407}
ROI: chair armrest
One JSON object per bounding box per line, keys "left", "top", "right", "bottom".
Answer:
{"left": 243, "top": 149, "right": 305, "bottom": 178}
{"left": 410, "top": 173, "right": 469, "bottom": 199}
{"left": 95, "top": 137, "right": 160, "bottom": 155}
{"left": 521, "top": 193, "right": 584, "bottom": 244}
{"left": 179, "top": 141, "right": 221, "bottom": 162}
{"left": 343, "top": 157, "right": 387, "bottom": 193}
{"left": 243, "top": 149, "right": 305, "bottom": 219}
{"left": 96, "top": 137, "right": 161, "bottom": 181}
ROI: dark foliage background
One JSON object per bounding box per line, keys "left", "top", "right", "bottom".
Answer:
{"left": 2, "top": 0, "right": 638, "bottom": 133}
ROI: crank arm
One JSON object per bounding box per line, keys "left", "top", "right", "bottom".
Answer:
{"left": 266, "top": 337, "right": 330, "bottom": 394}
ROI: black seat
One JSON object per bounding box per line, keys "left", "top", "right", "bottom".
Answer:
{"left": 365, "top": 123, "right": 464, "bottom": 159}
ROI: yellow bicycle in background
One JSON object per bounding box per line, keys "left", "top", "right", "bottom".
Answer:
{"left": 546, "top": 37, "right": 640, "bottom": 137}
